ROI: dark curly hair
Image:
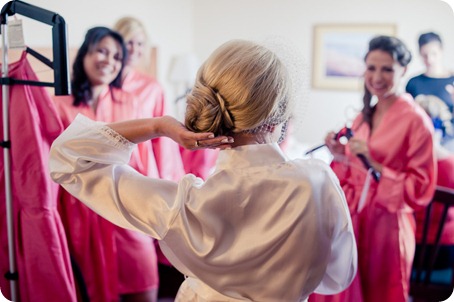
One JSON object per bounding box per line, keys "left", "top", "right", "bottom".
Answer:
{"left": 71, "top": 26, "right": 128, "bottom": 106}
{"left": 361, "top": 35, "right": 412, "bottom": 127}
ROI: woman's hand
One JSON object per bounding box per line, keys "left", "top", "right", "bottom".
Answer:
{"left": 107, "top": 116, "right": 233, "bottom": 150}
{"left": 158, "top": 116, "right": 234, "bottom": 150}
{"left": 348, "top": 138, "right": 383, "bottom": 173}
{"left": 348, "top": 138, "right": 369, "bottom": 157}
{"left": 324, "top": 131, "right": 345, "bottom": 155}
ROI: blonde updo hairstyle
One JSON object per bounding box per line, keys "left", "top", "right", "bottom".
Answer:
{"left": 185, "top": 39, "right": 291, "bottom": 136}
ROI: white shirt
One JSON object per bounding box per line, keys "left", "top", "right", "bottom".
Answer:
{"left": 49, "top": 114, "right": 357, "bottom": 302}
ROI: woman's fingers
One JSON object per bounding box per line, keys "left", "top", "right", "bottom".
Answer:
{"left": 349, "top": 139, "right": 369, "bottom": 158}
{"left": 160, "top": 116, "right": 234, "bottom": 149}
{"left": 190, "top": 136, "right": 234, "bottom": 150}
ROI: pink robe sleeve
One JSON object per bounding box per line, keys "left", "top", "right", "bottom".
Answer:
{"left": 150, "top": 90, "right": 185, "bottom": 181}
{"left": 330, "top": 157, "right": 350, "bottom": 183}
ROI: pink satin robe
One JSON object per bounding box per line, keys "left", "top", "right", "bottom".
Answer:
{"left": 53, "top": 87, "right": 158, "bottom": 300}
{"left": 415, "top": 155, "right": 454, "bottom": 245}
{"left": 122, "top": 70, "right": 184, "bottom": 181}
{"left": 0, "top": 53, "right": 76, "bottom": 301}
{"left": 310, "top": 95, "right": 436, "bottom": 302}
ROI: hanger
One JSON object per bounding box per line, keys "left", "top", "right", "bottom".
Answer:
{"left": 0, "top": 0, "right": 70, "bottom": 95}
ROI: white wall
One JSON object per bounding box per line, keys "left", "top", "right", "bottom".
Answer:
{"left": 193, "top": 0, "right": 454, "bottom": 152}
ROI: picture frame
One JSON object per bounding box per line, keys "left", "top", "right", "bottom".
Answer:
{"left": 312, "top": 24, "right": 397, "bottom": 91}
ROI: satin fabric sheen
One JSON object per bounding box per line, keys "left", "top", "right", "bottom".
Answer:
{"left": 0, "top": 52, "right": 76, "bottom": 301}
{"left": 49, "top": 114, "right": 357, "bottom": 301}
{"left": 310, "top": 95, "right": 436, "bottom": 302}
{"left": 53, "top": 88, "right": 158, "bottom": 300}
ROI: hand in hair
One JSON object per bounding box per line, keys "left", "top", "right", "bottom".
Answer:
{"left": 157, "top": 116, "right": 234, "bottom": 150}
{"left": 107, "top": 116, "right": 234, "bottom": 150}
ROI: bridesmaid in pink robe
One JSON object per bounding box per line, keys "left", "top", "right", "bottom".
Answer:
{"left": 310, "top": 36, "right": 436, "bottom": 302}
{"left": 113, "top": 17, "right": 185, "bottom": 182}
{"left": 53, "top": 27, "right": 158, "bottom": 302}
{"left": 113, "top": 17, "right": 187, "bottom": 300}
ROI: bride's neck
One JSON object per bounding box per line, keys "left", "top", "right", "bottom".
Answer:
{"left": 231, "top": 132, "right": 274, "bottom": 147}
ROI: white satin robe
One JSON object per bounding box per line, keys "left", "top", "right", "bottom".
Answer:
{"left": 49, "top": 114, "right": 357, "bottom": 302}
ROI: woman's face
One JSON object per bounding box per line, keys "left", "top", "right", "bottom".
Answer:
{"left": 83, "top": 36, "right": 123, "bottom": 86}
{"left": 364, "top": 50, "right": 406, "bottom": 100}
{"left": 420, "top": 41, "right": 443, "bottom": 71}
{"left": 125, "top": 30, "right": 146, "bottom": 67}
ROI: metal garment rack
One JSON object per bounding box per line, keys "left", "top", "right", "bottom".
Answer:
{"left": 0, "top": 1, "right": 70, "bottom": 300}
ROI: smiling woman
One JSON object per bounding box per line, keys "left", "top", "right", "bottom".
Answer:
{"left": 310, "top": 35, "right": 436, "bottom": 302}
{"left": 82, "top": 35, "right": 123, "bottom": 89}
{"left": 52, "top": 27, "right": 160, "bottom": 302}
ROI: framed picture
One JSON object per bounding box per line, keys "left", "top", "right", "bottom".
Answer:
{"left": 312, "top": 24, "right": 397, "bottom": 90}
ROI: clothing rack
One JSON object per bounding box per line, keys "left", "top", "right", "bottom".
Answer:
{"left": 0, "top": 1, "right": 70, "bottom": 300}
{"left": 0, "top": 1, "right": 70, "bottom": 94}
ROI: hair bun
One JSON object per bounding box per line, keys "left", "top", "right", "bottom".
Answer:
{"left": 184, "top": 39, "right": 292, "bottom": 137}
{"left": 214, "top": 90, "right": 234, "bottom": 129}
{"left": 185, "top": 82, "right": 235, "bottom": 135}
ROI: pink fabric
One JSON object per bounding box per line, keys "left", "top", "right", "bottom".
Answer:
{"left": 54, "top": 87, "right": 158, "bottom": 299}
{"left": 0, "top": 52, "right": 76, "bottom": 301}
{"left": 56, "top": 188, "right": 118, "bottom": 301}
{"left": 122, "top": 70, "right": 184, "bottom": 181}
{"left": 415, "top": 155, "right": 454, "bottom": 245}
{"left": 179, "top": 147, "right": 219, "bottom": 180}
{"left": 310, "top": 95, "right": 436, "bottom": 302}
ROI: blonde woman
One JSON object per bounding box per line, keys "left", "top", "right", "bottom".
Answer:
{"left": 113, "top": 16, "right": 185, "bottom": 181}
{"left": 50, "top": 39, "right": 356, "bottom": 301}
{"left": 113, "top": 17, "right": 188, "bottom": 299}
